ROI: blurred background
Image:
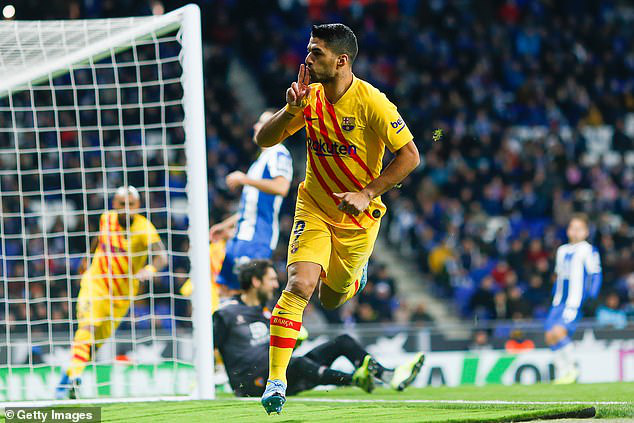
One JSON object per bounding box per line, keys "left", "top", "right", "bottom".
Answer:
{"left": 1, "top": 0, "right": 633, "bottom": 359}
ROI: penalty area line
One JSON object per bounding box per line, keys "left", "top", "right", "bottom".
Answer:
{"left": 237, "top": 397, "right": 630, "bottom": 405}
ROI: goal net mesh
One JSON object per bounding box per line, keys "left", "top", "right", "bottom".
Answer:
{"left": 0, "top": 11, "right": 207, "bottom": 401}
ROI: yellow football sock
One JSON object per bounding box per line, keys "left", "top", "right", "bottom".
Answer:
{"left": 66, "top": 326, "right": 93, "bottom": 379}
{"left": 268, "top": 290, "right": 308, "bottom": 384}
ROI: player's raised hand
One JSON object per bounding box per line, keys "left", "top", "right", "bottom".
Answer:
{"left": 210, "top": 222, "right": 236, "bottom": 243}
{"left": 334, "top": 191, "right": 372, "bottom": 216}
{"left": 286, "top": 64, "right": 311, "bottom": 110}
{"left": 209, "top": 224, "right": 224, "bottom": 242}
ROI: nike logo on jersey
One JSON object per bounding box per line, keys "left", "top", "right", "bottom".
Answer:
{"left": 305, "top": 117, "right": 319, "bottom": 121}
{"left": 276, "top": 311, "right": 292, "bottom": 315}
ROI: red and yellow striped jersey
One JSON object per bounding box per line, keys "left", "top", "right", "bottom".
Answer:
{"left": 286, "top": 75, "right": 413, "bottom": 229}
{"left": 85, "top": 211, "right": 160, "bottom": 297}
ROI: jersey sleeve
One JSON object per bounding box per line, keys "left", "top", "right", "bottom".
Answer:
{"left": 584, "top": 246, "right": 602, "bottom": 274}
{"left": 284, "top": 111, "right": 305, "bottom": 137}
{"left": 267, "top": 149, "right": 293, "bottom": 181}
{"left": 366, "top": 90, "right": 414, "bottom": 153}
{"left": 212, "top": 311, "right": 227, "bottom": 350}
{"left": 584, "top": 246, "right": 602, "bottom": 298}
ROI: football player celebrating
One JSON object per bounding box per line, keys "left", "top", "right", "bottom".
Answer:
{"left": 254, "top": 23, "right": 421, "bottom": 413}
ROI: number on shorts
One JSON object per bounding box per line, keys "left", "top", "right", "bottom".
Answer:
{"left": 290, "top": 220, "right": 305, "bottom": 254}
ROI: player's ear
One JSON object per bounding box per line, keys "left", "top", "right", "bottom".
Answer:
{"left": 337, "top": 54, "right": 348, "bottom": 68}
{"left": 251, "top": 276, "right": 260, "bottom": 289}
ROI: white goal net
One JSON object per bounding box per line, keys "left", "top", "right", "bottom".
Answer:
{"left": 0, "top": 5, "right": 212, "bottom": 402}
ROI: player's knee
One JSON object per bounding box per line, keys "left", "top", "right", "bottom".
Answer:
{"left": 545, "top": 326, "right": 566, "bottom": 345}
{"left": 333, "top": 334, "right": 355, "bottom": 347}
{"left": 545, "top": 331, "right": 554, "bottom": 345}
{"left": 286, "top": 262, "right": 322, "bottom": 299}
{"left": 318, "top": 293, "right": 344, "bottom": 310}
{"left": 552, "top": 326, "right": 567, "bottom": 340}
{"left": 285, "top": 280, "right": 312, "bottom": 299}
{"left": 317, "top": 280, "right": 347, "bottom": 310}
{"left": 285, "top": 275, "right": 317, "bottom": 300}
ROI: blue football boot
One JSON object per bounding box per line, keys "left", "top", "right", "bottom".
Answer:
{"left": 261, "top": 379, "right": 287, "bottom": 415}
{"left": 56, "top": 374, "right": 81, "bottom": 399}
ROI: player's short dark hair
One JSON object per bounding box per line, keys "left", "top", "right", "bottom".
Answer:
{"left": 237, "top": 259, "right": 274, "bottom": 290}
{"left": 311, "top": 23, "right": 358, "bottom": 64}
{"left": 570, "top": 212, "right": 589, "bottom": 227}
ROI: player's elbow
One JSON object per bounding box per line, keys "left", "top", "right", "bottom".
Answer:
{"left": 254, "top": 132, "right": 268, "bottom": 147}
{"left": 278, "top": 181, "right": 291, "bottom": 197}
{"left": 410, "top": 149, "right": 421, "bottom": 169}
{"left": 254, "top": 131, "right": 279, "bottom": 148}
{"left": 409, "top": 142, "right": 421, "bottom": 167}
{"left": 398, "top": 140, "right": 420, "bottom": 172}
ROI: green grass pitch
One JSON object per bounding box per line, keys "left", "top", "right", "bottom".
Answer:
{"left": 2, "top": 382, "right": 632, "bottom": 422}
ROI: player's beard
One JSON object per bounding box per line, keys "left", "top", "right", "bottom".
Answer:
{"left": 117, "top": 212, "right": 135, "bottom": 228}
{"left": 257, "top": 289, "right": 272, "bottom": 305}
{"left": 309, "top": 69, "right": 334, "bottom": 84}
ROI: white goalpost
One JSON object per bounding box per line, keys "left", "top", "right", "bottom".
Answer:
{"left": 0, "top": 4, "right": 213, "bottom": 402}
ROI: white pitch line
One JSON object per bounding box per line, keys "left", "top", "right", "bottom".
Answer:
{"left": 3, "top": 397, "right": 630, "bottom": 408}
{"left": 237, "top": 397, "right": 631, "bottom": 405}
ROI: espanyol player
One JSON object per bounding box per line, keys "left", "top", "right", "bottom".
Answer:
{"left": 545, "top": 213, "right": 602, "bottom": 384}
{"left": 214, "top": 110, "right": 293, "bottom": 293}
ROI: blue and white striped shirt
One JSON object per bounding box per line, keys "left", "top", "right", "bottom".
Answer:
{"left": 234, "top": 145, "right": 293, "bottom": 250}
{"left": 552, "top": 240, "right": 602, "bottom": 312}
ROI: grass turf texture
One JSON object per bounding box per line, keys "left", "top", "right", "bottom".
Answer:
{"left": 2, "top": 382, "right": 632, "bottom": 422}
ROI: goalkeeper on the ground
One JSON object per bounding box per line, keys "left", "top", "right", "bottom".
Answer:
{"left": 56, "top": 186, "right": 167, "bottom": 399}
{"left": 213, "top": 259, "right": 424, "bottom": 397}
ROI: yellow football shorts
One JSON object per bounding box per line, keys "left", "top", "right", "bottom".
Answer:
{"left": 287, "top": 209, "right": 380, "bottom": 294}
{"left": 76, "top": 275, "right": 131, "bottom": 341}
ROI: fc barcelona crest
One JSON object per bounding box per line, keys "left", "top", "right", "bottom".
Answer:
{"left": 341, "top": 117, "right": 355, "bottom": 131}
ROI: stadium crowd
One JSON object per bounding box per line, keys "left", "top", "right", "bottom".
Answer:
{"left": 205, "top": 0, "right": 634, "bottom": 323}
{"left": 2, "top": 0, "right": 634, "bottom": 336}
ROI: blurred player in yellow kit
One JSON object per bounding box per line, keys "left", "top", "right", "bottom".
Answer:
{"left": 179, "top": 219, "right": 237, "bottom": 311}
{"left": 255, "top": 24, "right": 422, "bottom": 414}
{"left": 56, "top": 186, "right": 167, "bottom": 399}
{"left": 181, "top": 110, "right": 293, "bottom": 314}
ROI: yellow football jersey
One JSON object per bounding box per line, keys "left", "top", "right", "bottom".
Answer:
{"left": 180, "top": 239, "right": 226, "bottom": 311}
{"left": 285, "top": 75, "right": 413, "bottom": 229}
{"left": 85, "top": 211, "right": 161, "bottom": 296}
